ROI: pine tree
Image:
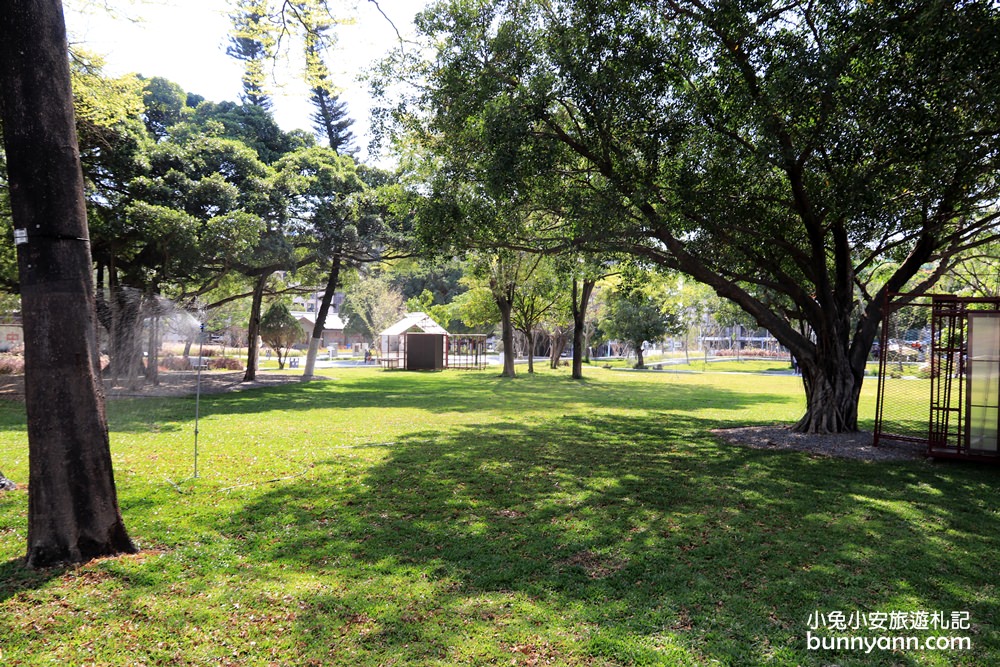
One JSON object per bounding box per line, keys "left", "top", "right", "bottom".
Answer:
{"left": 227, "top": 0, "right": 274, "bottom": 110}
{"left": 302, "top": 9, "right": 355, "bottom": 153}
{"left": 311, "top": 86, "right": 355, "bottom": 154}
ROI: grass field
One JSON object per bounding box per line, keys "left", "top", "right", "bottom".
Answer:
{"left": 0, "top": 367, "right": 997, "bottom": 666}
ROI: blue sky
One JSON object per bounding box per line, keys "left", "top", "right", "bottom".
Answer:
{"left": 64, "top": 0, "right": 424, "bottom": 163}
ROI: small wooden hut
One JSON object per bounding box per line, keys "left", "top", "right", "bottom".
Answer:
{"left": 379, "top": 313, "right": 449, "bottom": 370}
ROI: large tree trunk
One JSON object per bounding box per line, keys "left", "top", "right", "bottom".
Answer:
{"left": 243, "top": 272, "right": 268, "bottom": 382}
{"left": 0, "top": 0, "right": 136, "bottom": 567}
{"left": 490, "top": 276, "right": 517, "bottom": 378}
{"left": 302, "top": 254, "right": 341, "bottom": 380}
{"left": 524, "top": 330, "right": 535, "bottom": 373}
{"left": 794, "top": 357, "right": 862, "bottom": 433}
{"left": 789, "top": 317, "right": 873, "bottom": 434}
{"left": 571, "top": 278, "right": 595, "bottom": 379}
{"left": 549, "top": 329, "right": 567, "bottom": 369}
{"left": 497, "top": 299, "right": 516, "bottom": 378}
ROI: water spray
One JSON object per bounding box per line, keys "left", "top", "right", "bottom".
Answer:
{"left": 194, "top": 322, "right": 204, "bottom": 478}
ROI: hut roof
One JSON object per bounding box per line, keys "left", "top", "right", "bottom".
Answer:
{"left": 380, "top": 312, "right": 448, "bottom": 336}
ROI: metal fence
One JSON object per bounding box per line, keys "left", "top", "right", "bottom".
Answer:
{"left": 875, "top": 293, "right": 1000, "bottom": 462}
{"left": 874, "top": 295, "right": 934, "bottom": 444}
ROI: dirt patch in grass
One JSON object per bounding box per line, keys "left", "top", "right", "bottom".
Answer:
{"left": 559, "top": 550, "right": 629, "bottom": 579}
{"left": 504, "top": 639, "right": 561, "bottom": 666}
{"left": 712, "top": 426, "right": 926, "bottom": 461}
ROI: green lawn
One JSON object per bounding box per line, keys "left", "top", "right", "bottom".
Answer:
{"left": 0, "top": 367, "right": 997, "bottom": 666}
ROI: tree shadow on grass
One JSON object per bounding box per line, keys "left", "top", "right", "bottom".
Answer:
{"left": 221, "top": 412, "right": 1000, "bottom": 666}
{"left": 0, "top": 368, "right": 803, "bottom": 435}
{"left": 0, "top": 556, "right": 66, "bottom": 603}
{"left": 108, "top": 369, "right": 801, "bottom": 432}
{"left": 0, "top": 487, "right": 59, "bottom": 604}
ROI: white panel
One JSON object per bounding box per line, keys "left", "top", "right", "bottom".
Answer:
{"left": 968, "top": 314, "right": 1000, "bottom": 452}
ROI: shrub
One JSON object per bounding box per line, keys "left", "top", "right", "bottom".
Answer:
{"left": 208, "top": 357, "right": 244, "bottom": 371}
{"left": 0, "top": 355, "right": 24, "bottom": 375}
{"left": 160, "top": 355, "right": 192, "bottom": 371}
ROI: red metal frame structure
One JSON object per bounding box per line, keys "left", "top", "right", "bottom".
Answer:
{"left": 874, "top": 293, "right": 1000, "bottom": 462}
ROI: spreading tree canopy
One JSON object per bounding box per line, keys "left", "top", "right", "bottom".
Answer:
{"left": 139, "top": 76, "right": 187, "bottom": 141}
{"left": 389, "top": 0, "right": 1000, "bottom": 432}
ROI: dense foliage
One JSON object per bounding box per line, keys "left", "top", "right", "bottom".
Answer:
{"left": 382, "top": 0, "right": 1000, "bottom": 431}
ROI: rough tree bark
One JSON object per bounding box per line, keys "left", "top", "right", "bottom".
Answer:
{"left": 789, "top": 314, "right": 875, "bottom": 434}
{"left": 0, "top": 0, "right": 136, "bottom": 567}
{"left": 795, "top": 360, "right": 862, "bottom": 433}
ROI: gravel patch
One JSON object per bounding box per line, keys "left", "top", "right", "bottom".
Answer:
{"left": 104, "top": 371, "right": 317, "bottom": 398}
{"left": 0, "top": 371, "right": 316, "bottom": 401}
{"left": 711, "top": 426, "right": 926, "bottom": 461}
